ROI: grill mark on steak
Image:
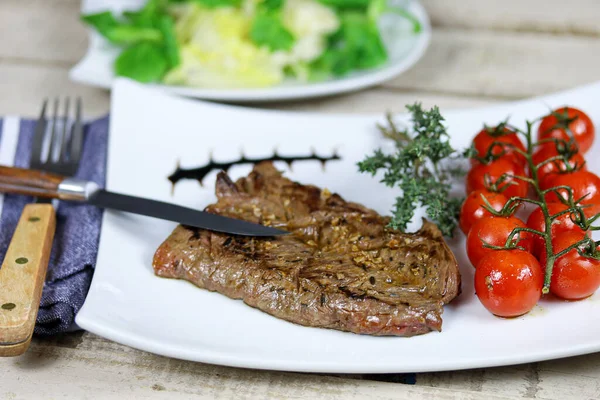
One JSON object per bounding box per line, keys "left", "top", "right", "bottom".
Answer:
{"left": 153, "top": 162, "right": 461, "bottom": 337}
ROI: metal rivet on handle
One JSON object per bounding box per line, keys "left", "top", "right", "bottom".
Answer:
{"left": 1, "top": 303, "right": 16, "bottom": 310}
{"left": 28, "top": 217, "right": 40, "bottom": 222}
{"left": 15, "top": 257, "right": 28, "bottom": 265}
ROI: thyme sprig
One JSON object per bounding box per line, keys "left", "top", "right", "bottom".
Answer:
{"left": 358, "top": 103, "right": 468, "bottom": 237}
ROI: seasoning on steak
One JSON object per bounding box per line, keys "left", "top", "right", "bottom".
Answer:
{"left": 153, "top": 162, "right": 461, "bottom": 336}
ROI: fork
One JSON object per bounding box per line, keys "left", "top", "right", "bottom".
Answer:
{"left": 0, "top": 98, "right": 83, "bottom": 356}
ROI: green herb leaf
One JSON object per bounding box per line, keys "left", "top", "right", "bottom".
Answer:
{"left": 158, "top": 16, "right": 180, "bottom": 68}
{"left": 262, "top": 0, "right": 284, "bottom": 10}
{"left": 122, "top": 0, "right": 164, "bottom": 27}
{"left": 193, "top": 0, "right": 242, "bottom": 8}
{"left": 105, "top": 26, "right": 163, "bottom": 45}
{"left": 317, "top": 0, "right": 371, "bottom": 10}
{"left": 81, "top": 9, "right": 163, "bottom": 45}
{"left": 309, "top": 11, "right": 386, "bottom": 78}
{"left": 81, "top": 11, "right": 119, "bottom": 38}
{"left": 344, "top": 13, "right": 387, "bottom": 69}
{"left": 114, "top": 42, "right": 168, "bottom": 82}
{"left": 250, "top": 12, "right": 295, "bottom": 52}
{"left": 358, "top": 104, "right": 463, "bottom": 237}
{"left": 366, "top": 0, "right": 385, "bottom": 21}
{"left": 123, "top": 11, "right": 155, "bottom": 28}
{"left": 318, "top": 0, "right": 422, "bottom": 32}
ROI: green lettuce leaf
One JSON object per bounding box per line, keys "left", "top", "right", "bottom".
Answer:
{"left": 192, "top": 0, "right": 242, "bottom": 8}
{"left": 104, "top": 26, "right": 163, "bottom": 44}
{"left": 81, "top": 11, "right": 119, "bottom": 38}
{"left": 158, "top": 16, "right": 180, "bottom": 68}
{"left": 309, "top": 11, "right": 386, "bottom": 78}
{"left": 82, "top": 9, "right": 162, "bottom": 45}
{"left": 250, "top": 11, "right": 295, "bottom": 52}
{"left": 114, "top": 42, "right": 168, "bottom": 82}
{"left": 123, "top": 0, "right": 168, "bottom": 27}
{"left": 262, "top": 0, "right": 284, "bottom": 10}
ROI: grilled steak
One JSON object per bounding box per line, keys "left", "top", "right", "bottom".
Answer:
{"left": 153, "top": 162, "right": 460, "bottom": 336}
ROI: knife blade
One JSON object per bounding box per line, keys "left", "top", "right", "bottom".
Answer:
{"left": 87, "top": 189, "right": 286, "bottom": 236}
{"left": 0, "top": 166, "right": 288, "bottom": 237}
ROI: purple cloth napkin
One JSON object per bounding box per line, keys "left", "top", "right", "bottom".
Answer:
{"left": 0, "top": 116, "right": 108, "bottom": 335}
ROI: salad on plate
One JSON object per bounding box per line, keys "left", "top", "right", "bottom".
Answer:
{"left": 81, "top": 0, "right": 421, "bottom": 88}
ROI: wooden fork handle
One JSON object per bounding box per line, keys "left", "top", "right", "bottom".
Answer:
{"left": 0, "top": 165, "right": 65, "bottom": 199}
{"left": 0, "top": 204, "right": 55, "bottom": 356}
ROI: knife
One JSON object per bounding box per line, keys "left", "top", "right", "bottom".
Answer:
{"left": 0, "top": 166, "right": 287, "bottom": 237}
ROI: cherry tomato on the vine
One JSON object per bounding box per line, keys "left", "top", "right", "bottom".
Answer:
{"left": 532, "top": 143, "right": 586, "bottom": 183}
{"left": 543, "top": 170, "right": 600, "bottom": 217}
{"left": 459, "top": 190, "right": 509, "bottom": 234}
{"left": 471, "top": 127, "right": 527, "bottom": 167}
{"left": 466, "top": 158, "right": 528, "bottom": 199}
{"left": 467, "top": 215, "right": 534, "bottom": 268}
{"left": 539, "top": 231, "right": 600, "bottom": 300}
{"left": 475, "top": 250, "right": 543, "bottom": 317}
{"left": 537, "top": 107, "right": 595, "bottom": 154}
{"left": 526, "top": 202, "right": 587, "bottom": 258}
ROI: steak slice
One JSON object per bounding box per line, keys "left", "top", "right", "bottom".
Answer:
{"left": 153, "top": 162, "right": 460, "bottom": 336}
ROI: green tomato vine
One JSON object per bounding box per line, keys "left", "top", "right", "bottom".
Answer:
{"left": 477, "top": 110, "right": 600, "bottom": 293}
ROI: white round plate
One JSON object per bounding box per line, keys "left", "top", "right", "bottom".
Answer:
{"left": 70, "top": 0, "right": 430, "bottom": 102}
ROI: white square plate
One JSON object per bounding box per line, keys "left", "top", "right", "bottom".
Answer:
{"left": 77, "top": 79, "right": 600, "bottom": 373}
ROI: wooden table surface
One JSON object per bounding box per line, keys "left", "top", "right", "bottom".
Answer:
{"left": 2, "top": 1, "right": 600, "bottom": 399}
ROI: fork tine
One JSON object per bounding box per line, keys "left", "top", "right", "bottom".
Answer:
{"left": 30, "top": 99, "right": 48, "bottom": 168}
{"left": 47, "top": 97, "right": 60, "bottom": 163}
{"left": 69, "top": 97, "right": 84, "bottom": 169}
{"left": 59, "top": 97, "right": 71, "bottom": 163}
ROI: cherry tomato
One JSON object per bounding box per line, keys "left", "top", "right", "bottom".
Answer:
{"left": 537, "top": 107, "right": 595, "bottom": 154}
{"left": 539, "top": 174, "right": 553, "bottom": 192}
{"left": 467, "top": 215, "right": 534, "bottom": 268}
{"left": 471, "top": 127, "right": 526, "bottom": 166}
{"left": 532, "top": 143, "right": 586, "bottom": 183}
{"left": 466, "top": 158, "right": 528, "bottom": 199}
{"left": 526, "top": 202, "right": 587, "bottom": 258}
{"left": 539, "top": 231, "right": 600, "bottom": 300}
{"left": 543, "top": 170, "right": 600, "bottom": 217}
{"left": 459, "top": 190, "right": 509, "bottom": 234}
{"left": 475, "top": 250, "right": 543, "bottom": 317}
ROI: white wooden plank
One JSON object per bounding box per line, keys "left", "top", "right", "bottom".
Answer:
{"left": 385, "top": 28, "right": 600, "bottom": 99}
{"left": 422, "top": 0, "right": 600, "bottom": 36}
{"left": 413, "top": 353, "right": 600, "bottom": 400}
{"left": 263, "top": 90, "right": 498, "bottom": 113}
{"left": 535, "top": 356, "right": 600, "bottom": 400}
{"left": 0, "top": 62, "right": 110, "bottom": 118}
{"left": 417, "top": 364, "right": 542, "bottom": 399}
{"left": 0, "top": 333, "right": 521, "bottom": 400}
{"left": 0, "top": 0, "right": 88, "bottom": 64}
{"left": 4, "top": 333, "right": 600, "bottom": 399}
{"left": 0, "top": 61, "right": 497, "bottom": 117}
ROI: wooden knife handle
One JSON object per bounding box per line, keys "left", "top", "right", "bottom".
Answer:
{"left": 0, "top": 204, "right": 55, "bottom": 356}
{"left": 0, "top": 165, "right": 64, "bottom": 199}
